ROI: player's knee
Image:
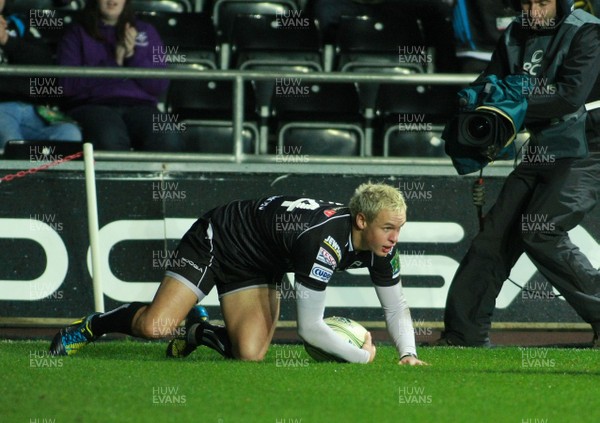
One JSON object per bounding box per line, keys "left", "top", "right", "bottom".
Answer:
{"left": 136, "top": 312, "right": 178, "bottom": 339}
{"left": 235, "top": 342, "right": 267, "bottom": 361}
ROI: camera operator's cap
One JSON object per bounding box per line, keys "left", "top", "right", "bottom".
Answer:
{"left": 508, "top": 0, "right": 574, "bottom": 15}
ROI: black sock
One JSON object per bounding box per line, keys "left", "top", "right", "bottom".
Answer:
{"left": 90, "top": 302, "right": 146, "bottom": 337}
{"left": 193, "top": 322, "right": 234, "bottom": 359}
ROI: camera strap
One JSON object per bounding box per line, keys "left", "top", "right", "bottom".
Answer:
{"left": 472, "top": 169, "right": 486, "bottom": 232}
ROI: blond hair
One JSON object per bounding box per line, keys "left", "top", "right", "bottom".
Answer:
{"left": 348, "top": 182, "right": 406, "bottom": 222}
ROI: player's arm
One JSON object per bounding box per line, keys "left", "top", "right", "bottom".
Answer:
{"left": 293, "top": 227, "right": 374, "bottom": 363}
{"left": 374, "top": 282, "right": 427, "bottom": 366}
{"left": 295, "top": 281, "right": 374, "bottom": 364}
{"left": 370, "top": 249, "right": 428, "bottom": 366}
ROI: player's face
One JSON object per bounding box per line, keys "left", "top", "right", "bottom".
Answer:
{"left": 359, "top": 208, "right": 406, "bottom": 257}
{"left": 521, "top": 0, "right": 557, "bottom": 28}
{"left": 98, "top": 0, "right": 126, "bottom": 25}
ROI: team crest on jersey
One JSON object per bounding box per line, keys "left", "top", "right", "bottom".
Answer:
{"left": 281, "top": 198, "right": 320, "bottom": 212}
{"left": 391, "top": 250, "right": 401, "bottom": 279}
{"left": 323, "top": 236, "right": 341, "bottom": 260}
{"left": 323, "top": 209, "right": 337, "bottom": 217}
{"left": 309, "top": 263, "right": 333, "bottom": 283}
{"left": 135, "top": 31, "right": 149, "bottom": 47}
{"left": 316, "top": 247, "right": 337, "bottom": 268}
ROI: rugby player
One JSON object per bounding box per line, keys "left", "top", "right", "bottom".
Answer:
{"left": 50, "top": 182, "right": 427, "bottom": 365}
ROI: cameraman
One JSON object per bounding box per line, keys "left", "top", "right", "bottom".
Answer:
{"left": 439, "top": 0, "right": 600, "bottom": 347}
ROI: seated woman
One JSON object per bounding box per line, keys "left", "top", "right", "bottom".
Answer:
{"left": 58, "top": 0, "right": 183, "bottom": 152}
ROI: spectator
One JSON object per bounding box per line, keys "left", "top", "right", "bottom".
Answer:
{"left": 58, "top": 0, "right": 183, "bottom": 152}
{"left": 453, "top": 0, "right": 516, "bottom": 73}
{"left": 0, "top": 0, "right": 81, "bottom": 152}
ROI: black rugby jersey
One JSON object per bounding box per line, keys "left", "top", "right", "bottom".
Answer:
{"left": 203, "top": 195, "right": 401, "bottom": 290}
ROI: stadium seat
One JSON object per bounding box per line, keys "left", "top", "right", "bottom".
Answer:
{"left": 131, "top": 0, "right": 193, "bottom": 13}
{"left": 5, "top": 0, "right": 83, "bottom": 13}
{"left": 334, "top": 15, "right": 428, "bottom": 73}
{"left": 180, "top": 121, "right": 257, "bottom": 154}
{"left": 376, "top": 84, "right": 458, "bottom": 158}
{"left": 228, "top": 13, "right": 322, "bottom": 151}
{"left": 333, "top": 14, "right": 430, "bottom": 155}
{"left": 136, "top": 11, "right": 217, "bottom": 70}
{"left": 166, "top": 80, "right": 259, "bottom": 154}
{"left": 394, "top": 0, "right": 458, "bottom": 72}
{"left": 383, "top": 126, "right": 447, "bottom": 158}
{"left": 212, "top": 0, "right": 298, "bottom": 39}
{"left": 273, "top": 83, "right": 364, "bottom": 156}
{"left": 212, "top": 0, "right": 298, "bottom": 68}
{"left": 375, "top": 84, "right": 458, "bottom": 120}
{"left": 278, "top": 124, "right": 362, "bottom": 156}
{"left": 229, "top": 14, "right": 321, "bottom": 71}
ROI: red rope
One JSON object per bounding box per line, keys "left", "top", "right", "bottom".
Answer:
{"left": 0, "top": 151, "right": 84, "bottom": 183}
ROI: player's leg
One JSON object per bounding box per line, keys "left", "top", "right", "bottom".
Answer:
{"left": 130, "top": 276, "right": 199, "bottom": 338}
{"left": 220, "top": 286, "right": 280, "bottom": 361}
{"left": 50, "top": 218, "right": 215, "bottom": 356}
{"left": 169, "top": 283, "right": 280, "bottom": 361}
{"left": 49, "top": 275, "right": 199, "bottom": 356}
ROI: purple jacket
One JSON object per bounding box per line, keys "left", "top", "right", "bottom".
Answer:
{"left": 58, "top": 20, "right": 169, "bottom": 107}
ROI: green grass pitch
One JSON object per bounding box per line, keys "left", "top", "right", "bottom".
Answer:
{"left": 3, "top": 340, "right": 600, "bottom": 423}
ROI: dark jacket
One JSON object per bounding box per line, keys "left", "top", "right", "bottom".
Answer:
{"left": 482, "top": 7, "right": 600, "bottom": 158}
{"left": 0, "top": 11, "right": 56, "bottom": 104}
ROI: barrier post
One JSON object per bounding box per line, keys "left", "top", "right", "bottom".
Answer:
{"left": 84, "top": 142, "right": 104, "bottom": 312}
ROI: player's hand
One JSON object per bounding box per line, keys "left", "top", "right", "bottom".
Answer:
{"left": 398, "top": 355, "right": 429, "bottom": 366}
{"left": 0, "top": 16, "right": 9, "bottom": 46}
{"left": 361, "top": 331, "right": 376, "bottom": 363}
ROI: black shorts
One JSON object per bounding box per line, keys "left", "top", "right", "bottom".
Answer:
{"left": 165, "top": 218, "right": 282, "bottom": 300}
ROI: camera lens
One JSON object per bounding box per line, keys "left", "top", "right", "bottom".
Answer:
{"left": 467, "top": 116, "right": 492, "bottom": 140}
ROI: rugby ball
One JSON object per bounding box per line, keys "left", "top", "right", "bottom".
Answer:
{"left": 304, "top": 316, "right": 368, "bottom": 362}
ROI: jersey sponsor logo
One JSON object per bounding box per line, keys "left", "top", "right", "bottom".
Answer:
{"left": 323, "top": 236, "right": 342, "bottom": 260}
{"left": 391, "top": 250, "right": 401, "bottom": 279}
{"left": 316, "top": 247, "right": 337, "bottom": 268}
{"left": 323, "top": 209, "right": 337, "bottom": 218}
{"left": 309, "top": 263, "right": 333, "bottom": 283}
{"left": 281, "top": 198, "right": 320, "bottom": 212}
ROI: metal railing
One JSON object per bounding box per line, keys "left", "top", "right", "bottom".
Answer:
{"left": 0, "top": 65, "right": 479, "bottom": 164}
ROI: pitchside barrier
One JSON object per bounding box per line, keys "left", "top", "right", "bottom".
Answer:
{"left": 0, "top": 66, "right": 599, "bottom": 331}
